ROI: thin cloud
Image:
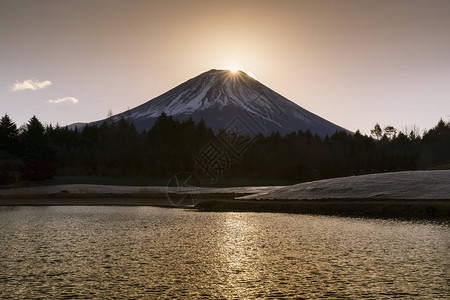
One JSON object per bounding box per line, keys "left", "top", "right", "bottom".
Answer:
{"left": 48, "top": 97, "right": 79, "bottom": 104}
{"left": 11, "top": 78, "right": 52, "bottom": 91}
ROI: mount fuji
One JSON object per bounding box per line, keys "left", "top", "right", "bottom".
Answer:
{"left": 85, "top": 69, "right": 350, "bottom": 136}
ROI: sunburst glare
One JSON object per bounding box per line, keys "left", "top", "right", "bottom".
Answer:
{"left": 224, "top": 64, "right": 258, "bottom": 80}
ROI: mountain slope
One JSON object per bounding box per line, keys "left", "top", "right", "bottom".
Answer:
{"left": 88, "top": 69, "right": 350, "bottom": 136}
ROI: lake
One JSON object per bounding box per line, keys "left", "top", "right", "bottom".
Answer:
{"left": 0, "top": 206, "right": 448, "bottom": 299}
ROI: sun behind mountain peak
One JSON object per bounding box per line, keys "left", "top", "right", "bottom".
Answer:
{"left": 228, "top": 66, "right": 240, "bottom": 73}
{"left": 224, "top": 66, "right": 258, "bottom": 80}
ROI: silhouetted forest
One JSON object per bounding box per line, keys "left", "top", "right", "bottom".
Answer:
{"left": 1, "top": 113, "right": 449, "bottom": 185}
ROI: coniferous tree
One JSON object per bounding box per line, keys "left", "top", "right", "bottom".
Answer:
{"left": 0, "top": 114, "right": 19, "bottom": 153}
{"left": 20, "top": 116, "right": 55, "bottom": 180}
{"left": 2, "top": 112, "right": 450, "bottom": 185}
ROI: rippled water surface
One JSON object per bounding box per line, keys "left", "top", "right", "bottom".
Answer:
{"left": 0, "top": 206, "right": 449, "bottom": 299}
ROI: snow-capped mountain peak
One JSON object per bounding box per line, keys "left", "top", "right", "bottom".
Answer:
{"left": 89, "top": 69, "right": 350, "bottom": 136}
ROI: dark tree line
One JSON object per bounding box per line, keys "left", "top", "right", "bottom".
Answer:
{"left": 1, "top": 113, "right": 449, "bottom": 185}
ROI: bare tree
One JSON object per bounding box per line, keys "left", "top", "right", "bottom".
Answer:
{"left": 383, "top": 125, "right": 397, "bottom": 140}
{"left": 401, "top": 125, "right": 421, "bottom": 140}
{"left": 370, "top": 123, "right": 383, "bottom": 140}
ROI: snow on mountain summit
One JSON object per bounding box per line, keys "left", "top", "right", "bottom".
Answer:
{"left": 89, "top": 69, "right": 350, "bottom": 136}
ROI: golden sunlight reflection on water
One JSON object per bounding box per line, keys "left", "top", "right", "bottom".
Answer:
{"left": 0, "top": 206, "right": 448, "bottom": 298}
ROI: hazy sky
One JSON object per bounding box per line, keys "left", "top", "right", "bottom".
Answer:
{"left": 1, "top": 0, "right": 449, "bottom": 134}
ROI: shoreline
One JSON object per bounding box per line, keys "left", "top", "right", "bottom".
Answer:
{"left": 1, "top": 191, "right": 449, "bottom": 220}
{"left": 196, "top": 198, "right": 450, "bottom": 220}
{"left": 1, "top": 173, "right": 449, "bottom": 220}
